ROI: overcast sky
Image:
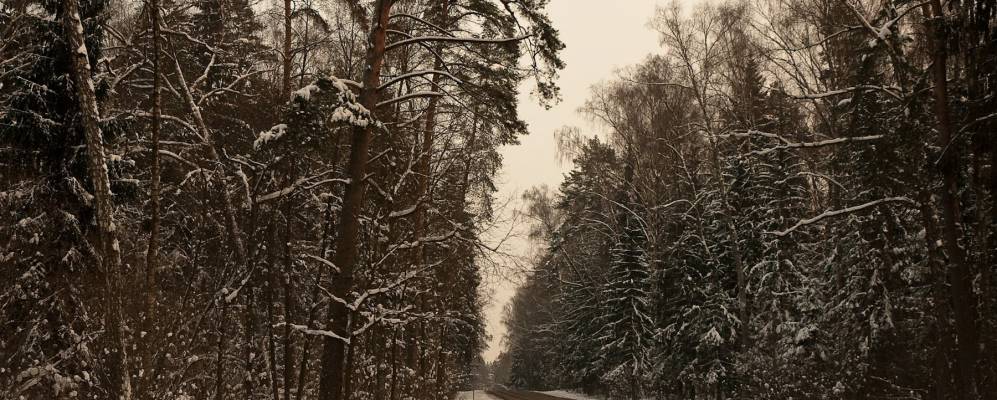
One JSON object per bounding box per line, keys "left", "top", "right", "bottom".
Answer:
{"left": 481, "top": 0, "right": 676, "bottom": 363}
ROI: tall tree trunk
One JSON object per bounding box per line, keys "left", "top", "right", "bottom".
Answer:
{"left": 62, "top": 1, "right": 132, "bottom": 398}
{"left": 300, "top": 9, "right": 310, "bottom": 88}
{"left": 245, "top": 289, "right": 258, "bottom": 400}
{"left": 283, "top": 214, "right": 296, "bottom": 400}
{"left": 214, "top": 301, "right": 229, "bottom": 400}
{"left": 416, "top": 6, "right": 449, "bottom": 395}
{"left": 926, "top": 2, "right": 980, "bottom": 398}
{"left": 317, "top": 2, "right": 392, "bottom": 399}
{"left": 282, "top": 0, "right": 293, "bottom": 98}
{"left": 143, "top": 0, "right": 163, "bottom": 395}
{"left": 919, "top": 190, "right": 956, "bottom": 400}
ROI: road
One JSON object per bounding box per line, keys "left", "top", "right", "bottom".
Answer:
{"left": 486, "top": 389, "right": 574, "bottom": 400}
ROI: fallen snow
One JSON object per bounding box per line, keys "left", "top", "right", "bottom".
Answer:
{"left": 456, "top": 391, "right": 503, "bottom": 400}
{"left": 541, "top": 390, "right": 600, "bottom": 400}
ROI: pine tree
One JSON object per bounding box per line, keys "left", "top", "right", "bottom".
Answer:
{"left": 594, "top": 175, "right": 653, "bottom": 400}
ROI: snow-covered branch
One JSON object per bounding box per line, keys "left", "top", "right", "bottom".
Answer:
{"left": 768, "top": 197, "right": 917, "bottom": 237}
{"left": 719, "top": 130, "right": 885, "bottom": 155}
{"left": 384, "top": 34, "right": 531, "bottom": 52}
{"left": 378, "top": 69, "right": 462, "bottom": 90}
{"left": 375, "top": 91, "right": 445, "bottom": 108}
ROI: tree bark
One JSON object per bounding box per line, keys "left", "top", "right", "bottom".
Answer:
{"left": 62, "top": 1, "right": 132, "bottom": 398}
{"left": 143, "top": 0, "right": 163, "bottom": 394}
{"left": 317, "top": 2, "right": 392, "bottom": 399}
{"left": 926, "top": 2, "right": 980, "bottom": 398}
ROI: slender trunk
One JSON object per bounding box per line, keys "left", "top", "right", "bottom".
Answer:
{"left": 415, "top": 6, "right": 448, "bottom": 396}
{"left": 926, "top": 2, "right": 979, "bottom": 398}
{"left": 300, "top": 12, "right": 309, "bottom": 88}
{"left": 988, "top": 128, "right": 997, "bottom": 396}
{"left": 414, "top": 70, "right": 441, "bottom": 400}
{"left": 166, "top": 36, "right": 248, "bottom": 267}
{"left": 283, "top": 216, "right": 296, "bottom": 400}
{"left": 282, "top": 0, "right": 293, "bottom": 98}
{"left": 920, "top": 190, "right": 955, "bottom": 400}
{"left": 214, "top": 300, "right": 229, "bottom": 400}
{"left": 278, "top": 159, "right": 298, "bottom": 400}
{"left": 143, "top": 0, "right": 162, "bottom": 395}
{"left": 266, "top": 243, "right": 280, "bottom": 400}
{"left": 374, "top": 330, "right": 385, "bottom": 400}
{"left": 460, "top": 111, "right": 478, "bottom": 203}
{"left": 344, "top": 341, "right": 355, "bottom": 400}
{"left": 390, "top": 327, "right": 399, "bottom": 400}
{"left": 246, "top": 290, "right": 258, "bottom": 399}
{"left": 316, "top": 5, "right": 392, "bottom": 398}
{"left": 62, "top": 1, "right": 132, "bottom": 398}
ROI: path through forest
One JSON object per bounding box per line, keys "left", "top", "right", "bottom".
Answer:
{"left": 457, "top": 389, "right": 580, "bottom": 400}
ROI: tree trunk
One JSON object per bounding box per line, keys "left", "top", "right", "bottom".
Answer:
{"left": 283, "top": 215, "right": 296, "bottom": 400}
{"left": 317, "top": 2, "right": 392, "bottom": 399}
{"left": 166, "top": 35, "right": 248, "bottom": 267}
{"left": 919, "top": 190, "right": 956, "bottom": 400}
{"left": 143, "top": 0, "right": 163, "bottom": 394}
{"left": 282, "top": 0, "right": 293, "bottom": 98}
{"left": 214, "top": 301, "right": 229, "bottom": 400}
{"left": 926, "top": 2, "right": 980, "bottom": 398}
{"left": 62, "top": 1, "right": 132, "bottom": 398}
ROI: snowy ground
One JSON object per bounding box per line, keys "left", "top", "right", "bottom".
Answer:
{"left": 456, "top": 390, "right": 503, "bottom": 400}
{"left": 540, "top": 390, "right": 599, "bottom": 400}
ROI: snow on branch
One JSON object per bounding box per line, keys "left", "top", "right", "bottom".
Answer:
{"left": 768, "top": 197, "right": 917, "bottom": 237}
{"left": 394, "top": 230, "right": 459, "bottom": 250}
{"left": 718, "top": 130, "right": 884, "bottom": 155}
{"left": 158, "top": 150, "right": 198, "bottom": 169}
{"left": 255, "top": 169, "right": 349, "bottom": 203}
{"left": 302, "top": 254, "right": 339, "bottom": 273}
{"left": 276, "top": 323, "right": 350, "bottom": 344}
{"left": 385, "top": 34, "right": 531, "bottom": 52}
{"left": 352, "top": 305, "right": 415, "bottom": 336}
{"left": 792, "top": 85, "right": 902, "bottom": 101}
{"left": 749, "top": 135, "right": 883, "bottom": 155}
{"left": 844, "top": 0, "right": 930, "bottom": 46}
{"left": 347, "top": 264, "right": 437, "bottom": 312}
{"left": 388, "top": 13, "right": 453, "bottom": 37}
{"left": 375, "top": 91, "right": 445, "bottom": 108}
{"left": 378, "top": 69, "right": 463, "bottom": 90}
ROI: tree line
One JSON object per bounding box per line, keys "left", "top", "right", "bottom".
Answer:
{"left": 500, "top": 1, "right": 996, "bottom": 399}
{"left": 0, "top": 0, "right": 563, "bottom": 399}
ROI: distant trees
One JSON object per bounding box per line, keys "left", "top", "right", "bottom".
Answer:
{"left": 0, "top": 0, "right": 562, "bottom": 399}
{"left": 502, "top": 1, "right": 997, "bottom": 399}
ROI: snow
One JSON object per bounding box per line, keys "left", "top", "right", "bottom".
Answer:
{"left": 701, "top": 326, "right": 723, "bottom": 345}
{"left": 541, "top": 390, "right": 599, "bottom": 400}
{"left": 254, "top": 124, "right": 288, "bottom": 149}
{"left": 292, "top": 84, "right": 320, "bottom": 101}
{"left": 456, "top": 391, "right": 502, "bottom": 400}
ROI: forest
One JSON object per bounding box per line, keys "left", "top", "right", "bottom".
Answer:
{"left": 1, "top": 0, "right": 561, "bottom": 398}
{"left": 498, "top": 1, "right": 997, "bottom": 400}
{"left": 2, "top": 0, "right": 996, "bottom": 400}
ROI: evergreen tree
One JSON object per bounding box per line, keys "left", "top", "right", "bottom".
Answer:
{"left": 594, "top": 175, "right": 653, "bottom": 400}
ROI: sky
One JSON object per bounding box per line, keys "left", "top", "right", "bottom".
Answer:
{"left": 480, "top": 0, "right": 675, "bottom": 363}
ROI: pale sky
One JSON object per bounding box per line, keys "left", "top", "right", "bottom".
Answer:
{"left": 481, "top": 0, "right": 676, "bottom": 363}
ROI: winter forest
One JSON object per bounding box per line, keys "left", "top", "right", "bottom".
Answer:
{"left": 0, "top": 0, "right": 995, "bottom": 399}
